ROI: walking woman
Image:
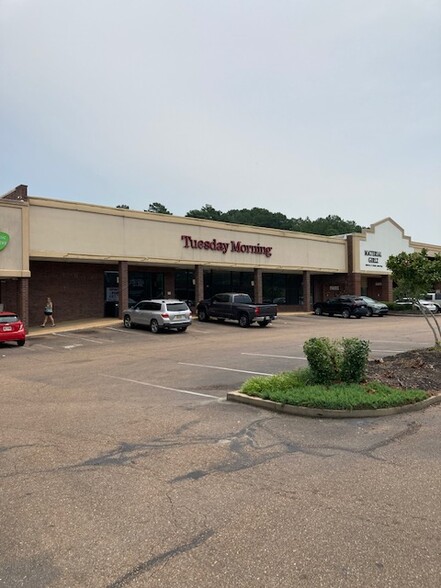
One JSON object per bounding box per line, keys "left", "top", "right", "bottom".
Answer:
{"left": 41, "top": 297, "right": 55, "bottom": 327}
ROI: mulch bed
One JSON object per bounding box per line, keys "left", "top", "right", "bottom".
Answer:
{"left": 366, "top": 348, "right": 441, "bottom": 395}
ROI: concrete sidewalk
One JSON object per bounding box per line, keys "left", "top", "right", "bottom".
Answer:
{"left": 26, "top": 311, "right": 309, "bottom": 338}
{"left": 27, "top": 318, "right": 121, "bottom": 338}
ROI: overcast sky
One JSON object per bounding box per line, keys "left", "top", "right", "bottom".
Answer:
{"left": 1, "top": 0, "right": 440, "bottom": 244}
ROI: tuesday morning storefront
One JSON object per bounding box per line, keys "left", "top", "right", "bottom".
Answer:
{"left": 1, "top": 185, "right": 440, "bottom": 329}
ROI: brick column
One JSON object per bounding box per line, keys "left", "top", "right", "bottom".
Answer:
{"left": 18, "top": 278, "right": 29, "bottom": 332}
{"left": 302, "top": 271, "right": 311, "bottom": 311}
{"left": 382, "top": 275, "right": 394, "bottom": 302}
{"left": 118, "top": 261, "right": 128, "bottom": 318}
{"left": 194, "top": 265, "right": 204, "bottom": 304}
{"left": 253, "top": 268, "right": 262, "bottom": 303}
{"left": 347, "top": 273, "right": 361, "bottom": 295}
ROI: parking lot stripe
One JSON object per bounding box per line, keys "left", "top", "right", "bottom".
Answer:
{"left": 179, "top": 362, "right": 273, "bottom": 376}
{"left": 102, "top": 374, "right": 219, "bottom": 399}
{"left": 241, "top": 352, "right": 307, "bottom": 360}
{"left": 53, "top": 333, "right": 106, "bottom": 344}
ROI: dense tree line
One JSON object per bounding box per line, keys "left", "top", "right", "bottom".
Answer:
{"left": 185, "top": 205, "right": 363, "bottom": 235}
{"left": 117, "top": 202, "right": 363, "bottom": 235}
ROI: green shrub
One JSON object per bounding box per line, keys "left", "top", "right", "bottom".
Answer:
{"left": 303, "top": 337, "right": 342, "bottom": 384}
{"left": 340, "top": 338, "right": 370, "bottom": 383}
{"left": 303, "top": 337, "right": 370, "bottom": 385}
{"left": 241, "top": 369, "right": 311, "bottom": 398}
{"left": 386, "top": 302, "right": 413, "bottom": 312}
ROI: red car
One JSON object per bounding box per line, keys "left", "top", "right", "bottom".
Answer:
{"left": 0, "top": 311, "right": 26, "bottom": 346}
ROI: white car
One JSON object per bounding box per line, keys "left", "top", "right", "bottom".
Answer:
{"left": 395, "top": 298, "right": 438, "bottom": 312}
{"left": 123, "top": 299, "right": 192, "bottom": 333}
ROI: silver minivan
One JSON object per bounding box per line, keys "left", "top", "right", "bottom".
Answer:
{"left": 123, "top": 299, "right": 192, "bottom": 333}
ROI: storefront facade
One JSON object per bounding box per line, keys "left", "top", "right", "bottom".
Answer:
{"left": 1, "top": 185, "right": 440, "bottom": 329}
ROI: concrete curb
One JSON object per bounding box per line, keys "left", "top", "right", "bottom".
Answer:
{"left": 227, "top": 391, "right": 441, "bottom": 418}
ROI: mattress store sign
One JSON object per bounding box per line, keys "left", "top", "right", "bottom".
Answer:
{"left": 181, "top": 235, "right": 272, "bottom": 258}
{"left": 364, "top": 249, "right": 383, "bottom": 268}
{"left": 0, "top": 232, "right": 10, "bottom": 252}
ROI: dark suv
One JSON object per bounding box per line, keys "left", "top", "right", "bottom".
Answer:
{"left": 313, "top": 296, "right": 368, "bottom": 319}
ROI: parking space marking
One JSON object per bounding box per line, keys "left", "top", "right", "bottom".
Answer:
{"left": 53, "top": 333, "right": 107, "bottom": 344}
{"left": 63, "top": 344, "right": 84, "bottom": 350}
{"left": 371, "top": 348, "right": 408, "bottom": 353}
{"left": 179, "top": 362, "right": 273, "bottom": 376}
{"left": 29, "top": 343, "right": 56, "bottom": 350}
{"left": 106, "top": 327, "right": 132, "bottom": 334}
{"left": 101, "top": 375, "right": 219, "bottom": 399}
{"left": 242, "top": 352, "right": 307, "bottom": 360}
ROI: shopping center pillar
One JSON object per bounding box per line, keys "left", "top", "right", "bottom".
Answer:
{"left": 253, "top": 269, "right": 262, "bottom": 303}
{"left": 347, "top": 273, "right": 362, "bottom": 295}
{"left": 302, "top": 271, "right": 311, "bottom": 311}
{"left": 194, "top": 265, "right": 204, "bottom": 304}
{"left": 382, "top": 275, "right": 394, "bottom": 302}
{"left": 118, "top": 261, "right": 128, "bottom": 318}
{"left": 18, "top": 278, "right": 29, "bottom": 332}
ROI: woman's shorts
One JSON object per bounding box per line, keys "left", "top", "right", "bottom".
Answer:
{"left": 44, "top": 311, "right": 53, "bottom": 316}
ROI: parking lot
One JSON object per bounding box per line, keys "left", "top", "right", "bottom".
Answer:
{"left": 1, "top": 314, "right": 440, "bottom": 587}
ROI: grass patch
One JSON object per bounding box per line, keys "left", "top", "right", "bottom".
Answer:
{"left": 240, "top": 369, "right": 428, "bottom": 410}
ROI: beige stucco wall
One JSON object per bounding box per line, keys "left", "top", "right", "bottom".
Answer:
{"left": 351, "top": 218, "right": 416, "bottom": 274}
{"left": 0, "top": 201, "right": 30, "bottom": 277}
{"left": 29, "top": 198, "right": 347, "bottom": 273}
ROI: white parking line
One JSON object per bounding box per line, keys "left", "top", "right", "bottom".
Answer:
{"left": 242, "top": 352, "right": 307, "bottom": 360}
{"left": 106, "top": 327, "right": 132, "bottom": 334}
{"left": 53, "top": 333, "right": 106, "bottom": 344}
{"left": 30, "top": 343, "right": 55, "bottom": 350}
{"left": 63, "top": 344, "right": 83, "bottom": 350}
{"left": 179, "top": 362, "right": 273, "bottom": 376}
{"left": 371, "top": 349, "right": 407, "bottom": 353}
{"left": 101, "top": 374, "right": 219, "bottom": 399}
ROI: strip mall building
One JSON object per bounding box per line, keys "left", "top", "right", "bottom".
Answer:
{"left": 1, "top": 185, "right": 440, "bottom": 329}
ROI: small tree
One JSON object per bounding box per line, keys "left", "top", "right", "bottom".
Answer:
{"left": 145, "top": 202, "right": 172, "bottom": 215}
{"left": 387, "top": 250, "right": 441, "bottom": 347}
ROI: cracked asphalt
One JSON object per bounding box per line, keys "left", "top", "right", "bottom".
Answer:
{"left": 1, "top": 315, "right": 440, "bottom": 587}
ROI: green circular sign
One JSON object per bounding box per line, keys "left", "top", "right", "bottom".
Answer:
{"left": 0, "top": 232, "right": 10, "bottom": 251}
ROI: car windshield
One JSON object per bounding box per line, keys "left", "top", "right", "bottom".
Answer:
{"left": 166, "top": 303, "right": 188, "bottom": 311}
{"left": 361, "top": 297, "right": 375, "bottom": 303}
{"left": 0, "top": 315, "right": 19, "bottom": 323}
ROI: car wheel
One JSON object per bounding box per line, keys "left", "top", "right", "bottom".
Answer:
{"left": 366, "top": 308, "right": 373, "bottom": 317}
{"left": 258, "top": 320, "right": 270, "bottom": 327}
{"left": 123, "top": 315, "right": 133, "bottom": 328}
{"left": 342, "top": 309, "right": 351, "bottom": 319}
{"left": 314, "top": 307, "right": 323, "bottom": 316}
{"left": 17, "top": 340, "right": 25, "bottom": 347}
{"left": 198, "top": 308, "right": 209, "bottom": 322}
{"left": 150, "top": 319, "right": 161, "bottom": 334}
{"left": 356, "top": 315, "right": 362, "bottom": 319}
{"left": 239, "top": 314, "right": 250, "bottom": 328}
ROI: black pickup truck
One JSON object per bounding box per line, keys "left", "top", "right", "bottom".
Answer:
{"left": 196, "top": 293, "right": 277, "bottom": 328}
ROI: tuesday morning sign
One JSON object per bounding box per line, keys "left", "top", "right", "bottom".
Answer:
{"left": 181, "top": 234, "right": 273, "bottom": 257}
{"left": 0, "top": 232, "right": 10, "bottom": 251}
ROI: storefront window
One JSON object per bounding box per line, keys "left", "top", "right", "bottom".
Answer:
{"left": 175, "top": 270, "right": 195, "bottom": 304}
{"left": 203, "top": 270, "right": 254, "bottom": 299}
{"left": 129, "top": 271, "right": 164, "bottom": 302}
{"left": 263, "top": 273, "right": 302, "bottom": 305}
